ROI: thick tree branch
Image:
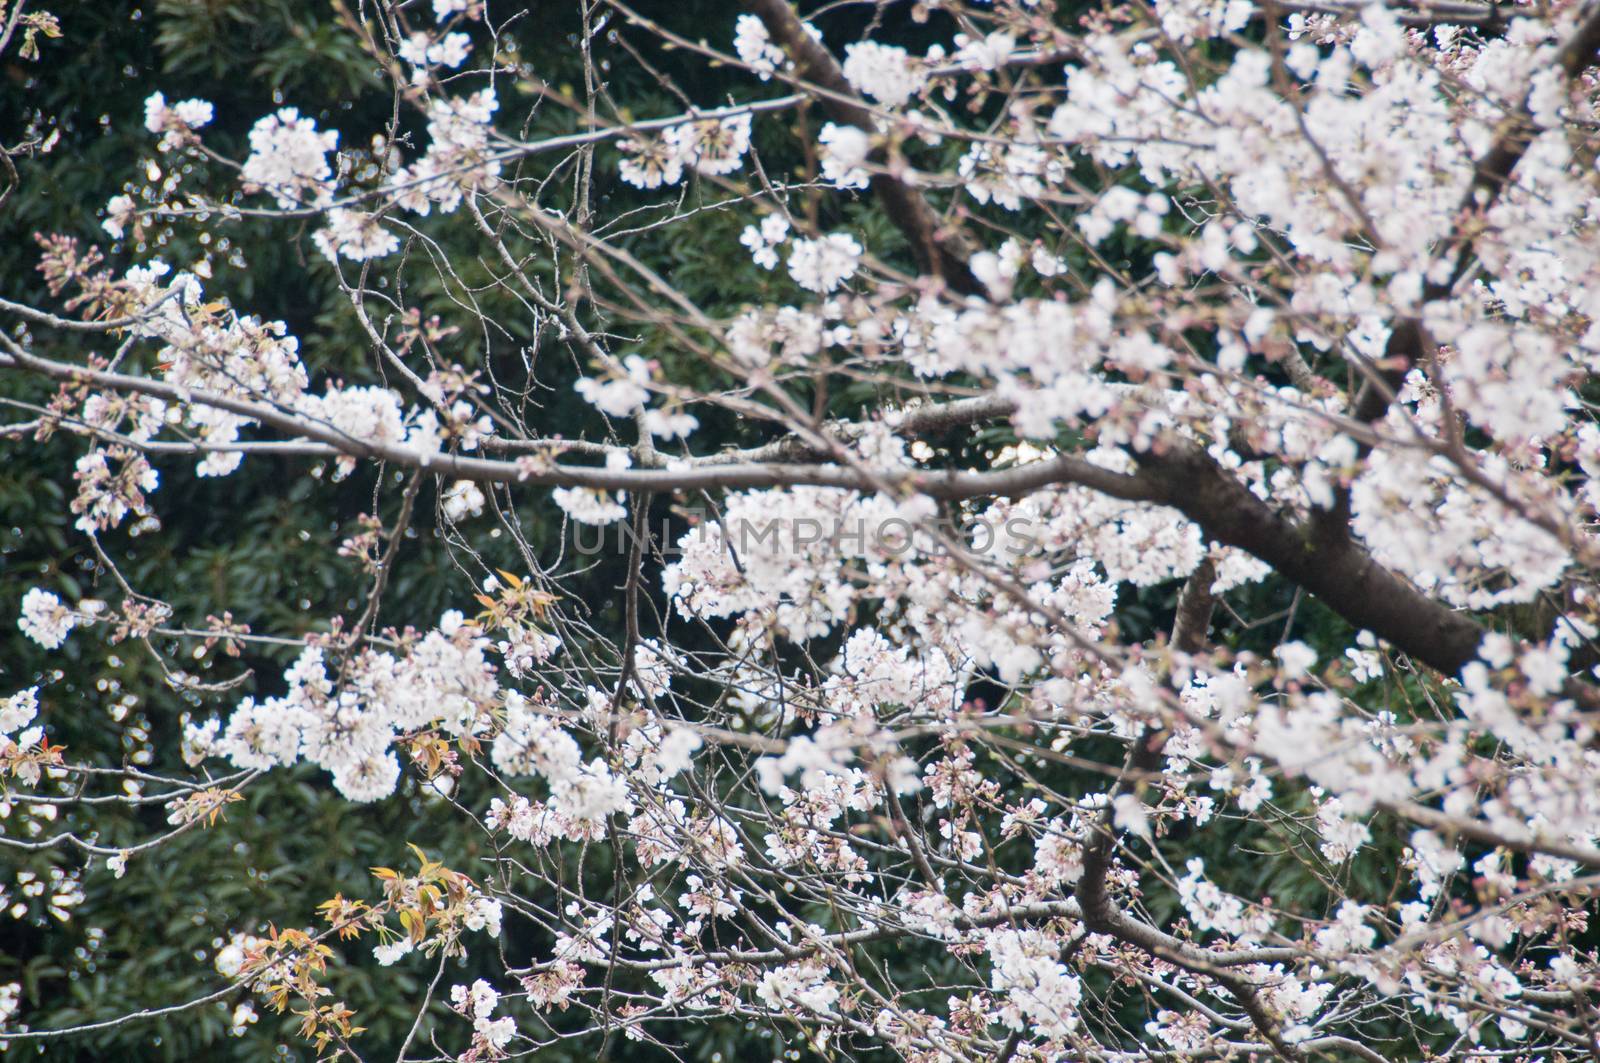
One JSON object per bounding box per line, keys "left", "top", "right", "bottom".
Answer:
{"left": 1140, "top": 445, "right": 1487, "bottom": 677}
{"left": 3, "top": 339, "right": 1495, "bottom": 679}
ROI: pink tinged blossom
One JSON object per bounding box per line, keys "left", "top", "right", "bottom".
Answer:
{"left": 441, "top": 480, "right": 487, "bottom": 522}
{"left": 101, "top": 194, "right": 136, "bottom": 238}
{"left": 953, "top": 30, "right": 1015, "bottom": 71}
{"left": 312, "top": 208, "right": 399, "bottom": 262}
{"left": 1275, "top": 640, "right": 1317, "bottom": 679}
{"left": 986, "top": 928, "right": 1083, "bottom": 1040}
{"left": 18, "top": 590, "right": 77, "bottom": 650}
{"left": 1315, "top": 795, "right": 1372, "bottom": 862}
{"left": 143, "top": 92, "right": 214, "bottom": 139}
{"left": 0, "top": 688, "right": 38, "bottom": 735}
{"left": 739, "top": 213, "right": 789, "bottom": 269}
{"left": 643, "top": 408, "right": 697, "bottom": 439}
{"left": 817, "top": 123, "right": 870, "bottom": 189}
{"left": 1112, "top": 793, "right": 1152, "bottom": 839}
{"left": 431, "top": 32, "right": 471, "bottom": 67}
{"left": 666, "top": 114, "right": 751, "bottom": 176}
{"left": 331, "top": 750, "right": 401, "bottom": 802}
{"left": 1156, "top": 0, "right": 1254, "bottom": 43}
{"left": 240, "top": 108, "right": 338, "bottom": 208}
{"left": 787, "top": 233, "right": 862, "bottom": 293}
{"left": 618, "top": 137, "right": 684, "bottom": 189}
{"left": 552, "top": 487, "right": 627, "bottom": 526}
{"left": 574, "top": 355, "right": 652, "bottom": 416}
{"left": 841, "top": 41, "right": 925, "bottom": 108}
{"left": 398, "top": 33, "right": 430, "bottom": 66}
{"left": 755, "top": 961, "right": 840, "bottom": 1016}
{"left": 71, "top": 448, "right": 160, "bottom": 532}
{"left": 733, "top": 14, "right": 784, "bottom": 79}
{"left": 1314, "top": 900, "right": 1377, "bottom": 954}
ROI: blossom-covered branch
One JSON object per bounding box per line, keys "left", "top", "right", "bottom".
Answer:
{"left": 7, "top": 0, "right": 1600, "bottom": 1059}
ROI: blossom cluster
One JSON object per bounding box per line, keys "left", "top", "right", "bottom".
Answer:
{"left": 12, "top": 0, "right": 1600, "bottom": 1060}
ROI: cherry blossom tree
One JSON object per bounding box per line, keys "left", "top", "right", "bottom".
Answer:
{"left": 5, "top": 0, "right": 1600, "bottom": 1058}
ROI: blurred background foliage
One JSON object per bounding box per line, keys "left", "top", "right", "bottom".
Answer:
{"left": 0, "top": 0, "right": 1468, "bottom": 1059}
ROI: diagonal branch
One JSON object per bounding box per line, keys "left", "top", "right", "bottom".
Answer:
{"left": 740, "top": 0, "right": 984, "bottom": 296}
{"left": 1139, "top": 444, "right": 1488, "bottom": 677}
